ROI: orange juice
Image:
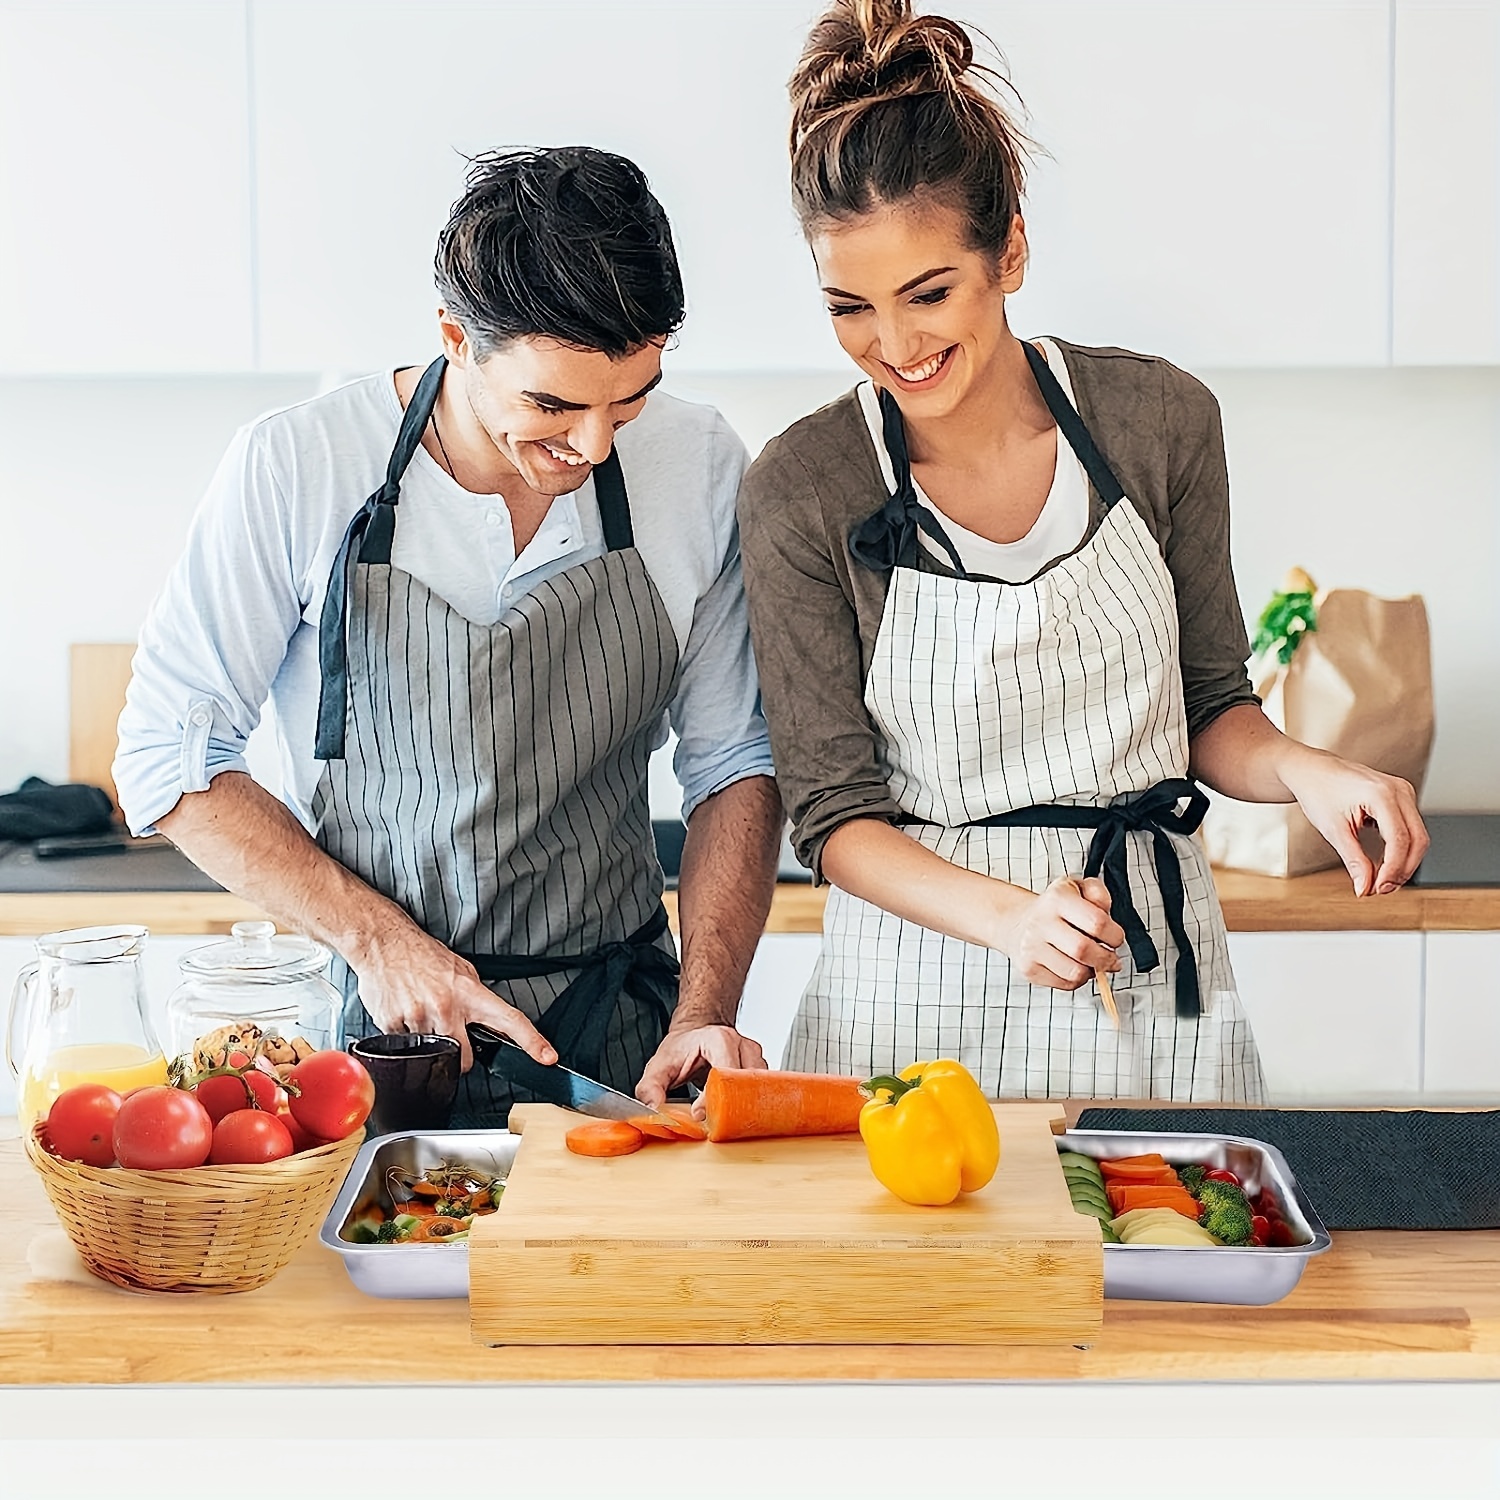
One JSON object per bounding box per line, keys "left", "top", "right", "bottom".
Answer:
{"left": 19, "top": 1042, "right": 169, "bottom": 1127}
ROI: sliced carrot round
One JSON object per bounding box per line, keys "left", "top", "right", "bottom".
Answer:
{"left": 565, "top": 1120, "right": 646, "bottom": 1157}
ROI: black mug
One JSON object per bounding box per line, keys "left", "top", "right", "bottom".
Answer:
{"left": 347, "top": 1032, "right": 462, "bottom": 1135}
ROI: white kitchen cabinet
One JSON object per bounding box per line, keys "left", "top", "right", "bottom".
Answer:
{"left": 1422, "top": 931, "right": 1500, "bottom": 1099}
{"left": 1226, "top": 931, "right": 1425, "bottom": 1103}
{"left": 249, "top": 0, "right": 840, "bottom": 374}
{"left": 0, "top": 1, "right": 255, "bottom": 374}
{"left": 0, "top": 931, "right": 205, "bottom": 1117}
{"left": 734, "top": 932, "right": 820, "bottom": 1069}
{"left": 988, "top": 1, "right": 1393, "bottom": 368}
{"left": 1392, "top": 0, "right": 1500, "bottom": 364}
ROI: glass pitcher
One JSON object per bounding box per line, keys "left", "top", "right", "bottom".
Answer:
{"left": 6, "top": 925, "right": 168, "bottom": 1127}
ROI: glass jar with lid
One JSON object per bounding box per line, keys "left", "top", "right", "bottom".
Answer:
{"left": 165, "top": 920, "right": 341, "bottom": 1064}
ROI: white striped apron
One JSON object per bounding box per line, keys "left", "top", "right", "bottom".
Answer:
{"left": 310, "top": 358, "right": 682, "bottom": 1126}
{"left": 785, "top": 343, "right": 1266, "bottom": 1103}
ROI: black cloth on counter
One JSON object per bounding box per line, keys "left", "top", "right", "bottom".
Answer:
{"left": 1075, "top": 1106, "right": 1500, "bottom": 1230}
{"left": 0, "top": 777, "right": 114, "bottom": 841}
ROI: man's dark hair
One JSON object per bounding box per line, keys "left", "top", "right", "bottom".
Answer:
{"left": 434, "top": 146, "right": 685, "bottom": 359}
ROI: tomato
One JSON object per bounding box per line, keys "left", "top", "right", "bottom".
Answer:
{"left": 192, "top": 1073, "right": 256, "bottom": 1124}
{"left": 277, "top": 1105, "right": 324, "bottom": 1155}
{"left": 45, "top": 1084, "right": 123, "bottom": 1167}
{"left": 242, "top": 1066, "right": 286, "bottom": 1114}
{"left": 1251, "top": 1214, "right": 1271, "bottom": 1242}
{"left": 287, "top": 1051, "right": 374, "bottom": 1141}
{"left": 112, "top": 1086, "right": 214, "bottom": 1170}
{"left": 208, "top": 1109, "right": 294, "bottom": 1165}
{"left": 1203, "top": 1167, "right": 1242, "bottom": 1187}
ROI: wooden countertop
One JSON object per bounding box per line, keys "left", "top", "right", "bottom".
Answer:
{"left": 2, "top": 868, "right": 1499, "bottom": 937}
{"left": 2, "top": 1119, "right": 1498, "bottom": 1385}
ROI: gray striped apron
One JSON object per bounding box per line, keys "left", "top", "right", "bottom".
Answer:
{"left": 786, "top": 343, "right": 1266, "bottom": 1103}
{"left": 310, "top": 358, "right": 681, "bottom": 1126}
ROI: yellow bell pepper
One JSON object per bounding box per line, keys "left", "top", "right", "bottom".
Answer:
{"left": 858, "top": 1059, "right": 1001, "bottom": 1207}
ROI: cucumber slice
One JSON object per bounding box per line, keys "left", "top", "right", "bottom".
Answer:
{"left": 1057, "top": 1152, "right": 1103, "bottom": 1173}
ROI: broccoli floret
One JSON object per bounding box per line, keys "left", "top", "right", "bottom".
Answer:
{"left": 375, "top": 1219, "right": 409, "bottom": 1243}
{"left": 1177, "top": 1163, "right": 1208, "bottom": 1194}
{"left": 1196, "top": 1180, "right": 1254, "bottom": 1245}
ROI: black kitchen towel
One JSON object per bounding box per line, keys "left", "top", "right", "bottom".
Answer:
{"left": 1074, "top": 1108, "right": 1500, "bottom": 1230}
{"left": 0, "top": 777, "right": 115, "bottom": 841}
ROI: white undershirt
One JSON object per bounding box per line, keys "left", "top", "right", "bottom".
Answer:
{"left": 857, "top": 337, "right": 1091, "bottom": 584}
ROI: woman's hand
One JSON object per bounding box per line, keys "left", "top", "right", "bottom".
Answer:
{"left": 993, "top": 876, "right": 1125, "bottom": 990}
{"left": 1279, "top": 749, "right": 1429, "bottom": 896}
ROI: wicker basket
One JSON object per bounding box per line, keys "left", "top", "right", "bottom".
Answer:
{"left": 25, "top": 1123, "right": 363, "bottom": 1294}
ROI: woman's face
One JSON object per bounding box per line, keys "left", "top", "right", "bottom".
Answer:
{"left": 810, "top": 197, "right": 1026, "bottom": 420}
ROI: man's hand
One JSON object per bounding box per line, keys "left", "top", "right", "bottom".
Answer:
{"left": 635, "top": 1022, "right": 766, "bottom": 1111}
{"left": 349, "top": 919, "right": 557, "bottom": 1072}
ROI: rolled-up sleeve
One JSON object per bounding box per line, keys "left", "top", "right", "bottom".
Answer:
{"left": 1159, "top": 368, "right": 1258, "bottom": 737}
{"left": 737, "top": 441, "right": 899, "bottom": 879}
{"left": 666, "top": 419, "right": 776, "bottom": 820}
{"left": 113, "top": 422, "right": 308, "bottom": 835}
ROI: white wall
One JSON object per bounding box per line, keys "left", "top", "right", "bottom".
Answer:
{"left": 3, "top": 362, "right": 1499, "bottom": 811}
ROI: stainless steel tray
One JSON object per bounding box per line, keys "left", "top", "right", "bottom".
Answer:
{"left": 318, "top": 1129, "right": 518, "bottom": 1299}
{"left": 1057, "top": 1129, "right": 1332, "bottom": 1305}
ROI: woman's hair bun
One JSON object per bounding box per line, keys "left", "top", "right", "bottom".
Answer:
{"left": 791, "top": 0, "right": 976, "bottom": 150}
{"left": 788, "top": 1, "right": 1030, "bottom": 255}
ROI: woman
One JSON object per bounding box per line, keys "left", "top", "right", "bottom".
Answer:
{"left": 737, "top": 0, "right": 1427, "bottom": 1101}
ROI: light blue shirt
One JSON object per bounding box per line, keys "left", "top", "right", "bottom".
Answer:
{"left": 115, "top": 372, "right": 774, "bottom": 836}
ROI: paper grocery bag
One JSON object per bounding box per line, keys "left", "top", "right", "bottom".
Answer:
{"left": 1202, "top": 588, "right": 1435, "bottom": 877}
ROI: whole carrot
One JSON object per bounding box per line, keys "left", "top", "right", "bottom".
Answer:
{"left": 702, "top": 1068, "right": 866, "bottom": 1142}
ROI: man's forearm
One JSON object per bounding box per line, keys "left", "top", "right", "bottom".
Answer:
{"left": 672, "top": 774, "right": 783, "bottom": 1029}
{"left": 155, "top": 770, "right": 418, "bottom": 966}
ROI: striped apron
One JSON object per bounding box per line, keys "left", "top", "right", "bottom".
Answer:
{"left": 310, "top": 358, "right": 681, "bottom": 1126}
{"left": 785, "top": 343, "right": 1266, "bottom": 1103}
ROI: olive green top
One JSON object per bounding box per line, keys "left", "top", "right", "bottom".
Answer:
{"left": 737, "top": 339, "right": 1256, "bottom": 877}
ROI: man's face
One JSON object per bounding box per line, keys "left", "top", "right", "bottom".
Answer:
{"left": 444, "top": 322, "right": 664, "bottom": 497}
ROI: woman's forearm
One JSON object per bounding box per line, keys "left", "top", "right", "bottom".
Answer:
{"left": 820, "top": 818, "right": 1030, "bottom": 948}
{"left": 1188, "top": 702, "right": 1325, "bottom": 803}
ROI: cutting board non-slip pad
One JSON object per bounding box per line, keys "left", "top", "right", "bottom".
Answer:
{"left": 1076, "top": 1107, "right": 1500, "bottom": 1229}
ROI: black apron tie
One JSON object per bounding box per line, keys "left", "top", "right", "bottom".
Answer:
{"left": 315, "top": 355, "right": 446, "bottom": 760}
{"left": 932, "top": 778, "right": 1211, "bottom": 1018}
{"left": 456, "top": 905, "right": 679, "bottom": 1082}
{"left": 848, "top": 340, "right": 1126, "bottom": 579}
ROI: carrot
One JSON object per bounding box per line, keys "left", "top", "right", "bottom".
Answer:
{"left": 1106, "top": 1183, "right": 1201, "bottom": 1218}
{"left": 409, "top": 1216, "right": 468, "bottom": 1241}
{"left": 1097, "top": 1163, "right": 1180, "bottom": 1185}
{"left": 629, "top": 1105, "right": 710, "bottom": 1142}
{"left": 1098, "top": 1154, "right": 1169, "bottom": 1176}
{"left": 701, "top": 1068, "right": 865, "bottom": 1142}
{"left": 660, "top": 1104, "right": 707, "bottom": 1142}
{"left": 392, "top": 1200, "right": 438, "bottom": 1219}
{"left": 565, "top": 1120, "right": 646, "bottom": 1157}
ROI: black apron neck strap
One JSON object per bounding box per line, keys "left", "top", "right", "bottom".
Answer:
{"left": 847, "top": 386, "right": 968, "bottom": 577}
{"left": 1021, "top": 341, "right": 1127, "bottom": 510}
{"left": 592, "top": 449, "right": 634, "bottom": 552}
{"left": 315, "top": 357, "right": 446, "bottom": 760}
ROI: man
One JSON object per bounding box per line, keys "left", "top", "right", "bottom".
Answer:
{"left": 114, "top": 147, "right": 783, "bottom": 1121}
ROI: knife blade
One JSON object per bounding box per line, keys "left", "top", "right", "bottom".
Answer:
{"left": 466, "top": 1024, "right": 681, "bottom": 1129}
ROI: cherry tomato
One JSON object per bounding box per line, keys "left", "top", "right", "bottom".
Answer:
{"left": 1251, "top": 1214, "right": 1271, "bottom": 1241}
{"left": 1203, "top": 1168, "right": 1242, "bottom": 1187}
{"left": 287, "top": 1051, "right": 374, "bottom": 1141}
{"left": 242, "top": 1066, "right": 286, "bottom": 1114}
{"left": 44, "top": 1084, "right": 123, "bottom": 1167}
{"left": 113, "top": 1086, "right": 214, "bottom": 1170}
{"left": 192, "top": 1073, "right": 256, "bottom": 1124}
{"left": 208, "top": 1109, "right": 294, "bottom": 1165}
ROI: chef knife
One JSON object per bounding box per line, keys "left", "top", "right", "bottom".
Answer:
{"left": 466, "top": 1024, "right": 682, "bottom": 1130}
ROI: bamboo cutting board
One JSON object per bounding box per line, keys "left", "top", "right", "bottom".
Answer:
{"left": 468, "top": 1103, "right": 1102, "bottom": 1346}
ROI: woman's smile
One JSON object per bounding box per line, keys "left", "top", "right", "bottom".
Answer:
{"left": 883, "top": 344, "right": 957, "bottom": 390}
